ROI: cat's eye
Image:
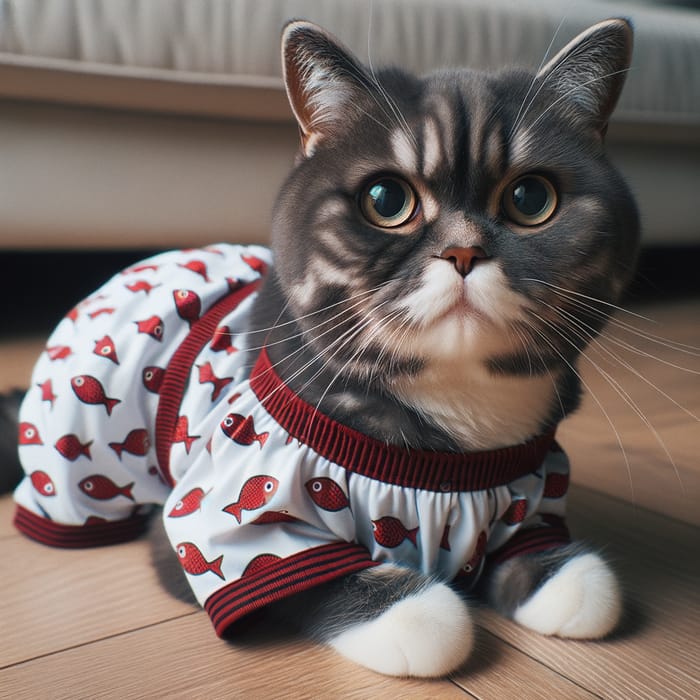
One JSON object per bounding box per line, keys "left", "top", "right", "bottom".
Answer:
{"left": 502, "top": 175, "right": 558, "bottom": 227}
{"left": 360, "top": 177, "right": 418, "bottom": 228}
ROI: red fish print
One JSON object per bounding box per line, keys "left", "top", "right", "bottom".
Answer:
{"left": 502, "top": 498, "right": 528, "bottom": 525}
{"left": 125, "top": 280, "right": 160, "bottom": 295}
{"left": 88, "top": 307, "right": 116, "bottom": 319}
{"left": 37, "top": 379, "right": 57, "bottom": 408}
{"left": 197, "top": 362, "right": 233, "bottom": 401}
{"left": 173, "top": 289, "right": 201, "bottom": 327}
{"left": 93, "top": 335, "right": 120, "bottom": 364}
{"left": 19, "top": 421, "right": 43, "bottom": 445}
{"left": 55, "top": 434, "right": 92, "bottom": 461}
{"left": 178, "top": 260, "right": 210, "bottom": 282}
{"left": 123, "top": 263, "right": 159, "bottom": 275}
{"left": 242, "top": 553, "right": 282, "bottom": 578}
{"left": 543, "top": 472, "right": 569, "bottom": 499}
{"left": 46, "top": 345, "right": 73, "bottom": 361}
{"left": 251, "top": 510, "right": 301, "bottom": 525}
{"left": 65, "top": 306, "right": 80, "bottom": 323}
{"left": 148, "top": 465, "right": 167, "bottom": 485}
{"left": 228, "top": 393, "right": 242, "bottom": 405}
{"left": 242, "top": 254, "right": 268, "bottom": 275}
{"left": 222, "top": 475, "right": 279, "bottom": 523}
{"left": 135, "top": 315, "right": 164, "bottom": 341}
{"left": 440, "top": 524, "right": 451, "bottom": 551}
{"left": 176, "top": 542, "right": 224, "bottom": 580}
{"left": 168, "top": 487, "right": 207, "bottom": 517}
{"left": 226, "top": 277, "right": 244, "bottom": 293}
{"left": 142, "top": 366, "right": 166, "bottom": 393}
{"left": 71, "top": 375, "right": 121, "bottom": 415}
{"left": 85, "top": 516, "right": 108, "bottom": 526}
{"left": 305, "top": 477, "right": 349, "bottom": 512}
{"left": 210, "top": 325, "right": 238, "bottom": 354}
{"left": 220, "top": 413, "right": 269, "bottom": 448}
{"left": 79, "top": 474, "right": 135, "bottom": 501}
{"left": 30, "top": 470, "right": 56, "bottom": 497}
{"left": 109, "top": 428, "right": 150, "bottom": 458}
{"left": 372, "top": 516, "right": 419, "bottom": 548}
{"left": 461, "top": 531, "right": 488, "bottom": 575}
{"left": 172, "top": 416, "right": 200, "bottom": 454}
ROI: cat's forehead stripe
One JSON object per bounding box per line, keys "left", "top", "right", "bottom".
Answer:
{"left": 422, "top": 117, "right": 443, "bottom": 179}
{"left": 390, "top": 129, "right": 418, "bottom": 172}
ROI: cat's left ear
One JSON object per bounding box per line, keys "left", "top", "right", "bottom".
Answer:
{"left": 535, "top": 18, "right": 633, "bottom": 137}
{"left": 282, "top": 20, "right": 373, "bottom": 157}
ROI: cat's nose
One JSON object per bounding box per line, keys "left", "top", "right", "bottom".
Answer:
{"left": 440, "top": 246, "right": 488, "bottom": 277}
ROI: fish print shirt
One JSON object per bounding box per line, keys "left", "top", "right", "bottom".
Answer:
{"left": 14, "top": 244, "right": 571, "bottom": 637}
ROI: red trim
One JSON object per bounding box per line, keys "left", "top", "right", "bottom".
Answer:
{"left": 13, "top": 504, "right": 150, "bottom": 548}
{"left": 155, "top": 280, "right": 261, "bottom": 485}
{"left": 488, "top": 521, "right": 571, "bottom": 566}
{"left": 250, "top": 349, "right": 556, "bottom": 492}
{"left": 205, "top": 542, "right": 378, "bottom": 637}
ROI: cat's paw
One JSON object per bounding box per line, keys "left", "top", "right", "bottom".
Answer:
{"left": 513, "top": 552, "right": 622, "bottom": 639}
{"left": 328, "top": 580, "right": 473, "bottom": 677}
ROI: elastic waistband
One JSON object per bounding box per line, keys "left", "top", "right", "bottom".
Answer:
{"left": 250, "top": 348, "right": 556, "bottom": 493}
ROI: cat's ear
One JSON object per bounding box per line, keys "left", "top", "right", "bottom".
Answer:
{"left": 535, "top": 18, "right": 633, "bottom": 136}
{"left": 282, "top": 20, "right": 372, "bottom": 156}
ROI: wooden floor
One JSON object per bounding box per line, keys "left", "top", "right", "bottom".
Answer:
{"left": 0, "top": 297, "right": 698, "bottom": 699}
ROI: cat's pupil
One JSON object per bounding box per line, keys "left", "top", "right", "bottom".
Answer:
{"left": 512, "top": 178, "right": 548, "bottom": 217}
{"left": 369, "top": 180, "right": 406, "bottom": 219}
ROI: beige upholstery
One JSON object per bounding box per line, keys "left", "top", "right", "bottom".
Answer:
{"left": 0, "top": 0, "right": 698, "bottom": 248}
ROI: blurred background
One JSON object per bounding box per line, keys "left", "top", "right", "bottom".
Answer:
{"left": 0, "top": 0, "right": 698, "bottom": 327}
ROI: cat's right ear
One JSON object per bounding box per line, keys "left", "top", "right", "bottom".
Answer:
{"left": 282, "top": 21, "right": 371, "bottom": 157}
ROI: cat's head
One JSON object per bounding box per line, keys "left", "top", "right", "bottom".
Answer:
{"left": 270, "top": 19, "right": 639, "bottom": 431}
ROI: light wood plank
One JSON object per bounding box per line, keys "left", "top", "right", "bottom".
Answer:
{"left": 560, "top": 300, "right": 700, "bottom": 526}
{"left": 0, "top": 613, "right": 470, "bottom": 700}
{"left": 479, "top": 487, "right": 700, "bottom": 700}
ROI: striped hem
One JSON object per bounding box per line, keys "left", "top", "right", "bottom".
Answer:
{"left": 488, "top": 519, "right": 571, "bottom": 565}
{"left": 13, "top": 504, "right": 150, "bottom": 548}
{"left": 205, "top": 542, "right": 378, "bottom": 637}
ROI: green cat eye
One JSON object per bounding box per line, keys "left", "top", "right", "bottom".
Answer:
{"left": 360, "top": 177, "right": 418, "bottom": 229}
{"left": 502, "top": 175, "right": 558, "bottom": 227}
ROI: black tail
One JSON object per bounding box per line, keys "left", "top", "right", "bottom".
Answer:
{"left": 0, "top": 389, "right": 25, "bottom": 493}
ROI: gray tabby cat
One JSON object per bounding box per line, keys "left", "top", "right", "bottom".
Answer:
{"left": 249, "top": 18, "right": 638, "bottom": 676}
{"left": 0, "top": 18, "right": 639, "bottom": 678}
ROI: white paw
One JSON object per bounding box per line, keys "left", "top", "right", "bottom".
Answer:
{"left": 328, "top": 581, "right": 473, "bottom": 677}
{"left": 514, "top": 552, "right": 622, "bottom": 639}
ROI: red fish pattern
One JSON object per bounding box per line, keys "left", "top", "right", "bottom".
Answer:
{"left": 197, "top": 362, "right": 233, "bottom": 401}
{"left": 242, "top": 254, "right": 268, "bottom": 275}
{"left": 46, "top": 345, "right": 73, "bottom": 361}
{"left": 172, "top": 416, "right": 200, "bottom": 454}
{"left": 251, "top": 510, "right": 301, "bottom": 525}
{"left": 242, "top": 553, "right": 281, "bottom": 578}
{"left": 460, "top": 531, "right": 488, "bottom": 575}
{"left": 125, "top": 280, "right": 160, "bottom": 295}
{"left": 305, "top": 477, "right": 349, "bottom": 512}
{"left": 71, "top": 375, "right": 121, "bottom": 415}
{"left": 93, "top": 335, "right": 119, "bottom": 365}
{"left": 87, "top": 307, "right": 116, "bottom": 319}
{"left": 223, "top": 475, "right": 279, "bottom": 523}
{"left": 210, "top": 326, "right": 238, "bottom": 354}
{"left": 19, "top": 421, "right": 43, "bottom": 445}
{"left": 168, "top": 487, "right": 207, "bottom": 517}
{"left": 37, "top": 379, "right": 57, "bottom": 408}
{"left": 108, "top": 428, "right": 150, "bottom": 458}
{"left": 134, "top": 315, "right": 164, "bottom": 341}
{"left": 543, "top": 472, "right": 569, "bottom": 499}
{"left": 142, "top": 366, "right": 166, "bottom": 393}
{"left": 502, "top": 498, "right": 528, "bottom": 525}
{"left": 173, "top": 289, "right": 201, "bottom": 327}
{"left": 55, "top": 434, "right": 92, "bottom": 461}
{"left": 79, "top": 474, "right": 135, "bottom": 501}
{"left": 178, "top": 260, "right": 210, "bottom": 282}
{"left": 220, "top": 413, "right": 269, "bottom": 448}
{"left": 372, "top": 516, "right": 419, "bottom": 548}
{"left": 177, "top": 542, "right": 225, "bottom": 580}
{"left": 30, "top": 470, "right": 56, "bottom": 496}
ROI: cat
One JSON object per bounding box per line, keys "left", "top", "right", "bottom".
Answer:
{"left": 3, "top": 17, "right": 639, "bottom": 678}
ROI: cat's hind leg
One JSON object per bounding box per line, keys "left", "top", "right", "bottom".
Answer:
{"left": 301, "top": 564, "right": 473, "bottom": 677}
{"left": 484, "top": 542, "right": 622, "bottom": 639}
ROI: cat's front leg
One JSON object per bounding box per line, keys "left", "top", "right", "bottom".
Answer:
{"left": 484, "top": 542, "right": 622, "bottom": 639}
{"left": 301, "top": 564, "right": 473, "bottom": 677}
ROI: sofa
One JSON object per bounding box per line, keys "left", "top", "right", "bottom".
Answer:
{"left": 0, "top": 0, "right": 698, "bottom": 250}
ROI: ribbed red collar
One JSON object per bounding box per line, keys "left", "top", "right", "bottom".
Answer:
{"left": 250, "top": 348, "right": 556, "bottom": 493}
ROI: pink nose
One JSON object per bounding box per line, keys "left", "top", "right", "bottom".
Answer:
{"left": 440, "top": 246, "right": 488, "bottom": 277}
